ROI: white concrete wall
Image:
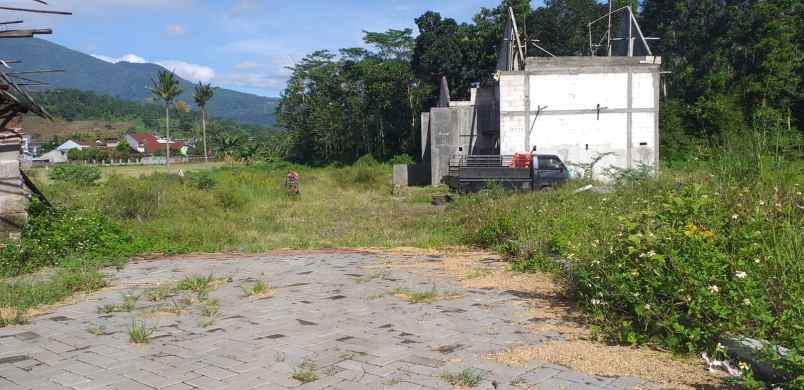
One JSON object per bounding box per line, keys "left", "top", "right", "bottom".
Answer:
{"left": 499, "top": 67, "right": 659, "bottom": 180}
{"left": 529, "top": 73, "right": 628, "bottom": 111}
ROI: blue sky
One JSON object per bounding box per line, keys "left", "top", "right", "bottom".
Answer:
{"left": 9, "top": 0, "right": 541, "bottom": 97}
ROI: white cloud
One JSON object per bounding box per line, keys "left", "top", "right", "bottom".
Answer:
{"left": 157, "top": 60, "right": 215, "bottom": 83}
{"left": 216, "top": 55, "right": 297, "bottom": 94}
{"left": 165, "top": 24, "right": 186, "bottom": 36}
{"left": 91, "top": 53, "right": 215, "bottom": 83}
{"left": 92, "top": 53, "right": 146, "bottom": 64}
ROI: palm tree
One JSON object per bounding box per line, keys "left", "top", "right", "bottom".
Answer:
{"left": 193, "top": 82, "right": 214, "bottom": 162}
{"left": 148, "top": 70, "right": 183, "bottom": 166}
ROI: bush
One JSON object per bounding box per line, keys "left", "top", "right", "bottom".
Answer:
{"left": 213, "top": 187, "right": 248, "bottom": 210}
{"left": 186, "top": 171, "right": 216, "bottom": 190}
{"left": 48, "top": 164, "right": 102, "bottom": 185}
{"left": 455, "top": 169, "right": 802, "bottom": 387}
{"left": 0, "top": 201, "right": 134, "bottom": 276}
{"left": 389, "top": 154, "right": 415, "bottom": 165}
{"left": 333, "top": 155, "right": 387, "bottom": 188}
{"left": 100, "top": 176, "right": 161, "bottom": 220}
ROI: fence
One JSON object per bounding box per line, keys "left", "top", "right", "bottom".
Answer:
{"left": 22, "top": 156, "right": 223, "bottom": 169}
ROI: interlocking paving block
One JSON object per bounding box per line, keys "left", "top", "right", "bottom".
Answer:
{"left": 13, "top": 332, "right": 40, "bottom": 341}
{"left": 401, "top": 355, "right": 446, "bottom": 369}
{"left": 0, "top": 355, "right": 30, "bottom": 365}
{"left": 1, "top": 253, "right": 657, "bottom": 390}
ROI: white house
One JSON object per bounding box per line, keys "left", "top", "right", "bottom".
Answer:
{"left": 56, "top": 139, "right": 88, "bottom": 152}
{"left": 37, "top": 149, "right": 68, "bottom": 164}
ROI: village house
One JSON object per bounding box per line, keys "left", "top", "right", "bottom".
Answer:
{"left": 125, "top": 132, "right": 187, "bottom": 155}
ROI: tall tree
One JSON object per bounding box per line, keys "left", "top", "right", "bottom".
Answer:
{"left": 193, "top": 82, "right": 215, "bottom": 162}
{"left": 148, "top": 70, "right": 183, "bottom": 166}
{"left": 527, "top": 0, "right": 606, "bottom": 56}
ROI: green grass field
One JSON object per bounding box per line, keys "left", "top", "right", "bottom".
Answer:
{"left": 31, "top": 161, "right": 456, "bottom": 252}
{"left": 26, "top": 161, "right": 232, "bottom": 183}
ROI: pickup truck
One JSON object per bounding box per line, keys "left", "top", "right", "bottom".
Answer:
{"left": 445, "top": 154, "right": 571, "bottom": 193}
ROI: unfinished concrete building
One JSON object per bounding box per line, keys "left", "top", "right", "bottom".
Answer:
{"left": 418, "top": 6, "right": 661, "bottom": 185}
{"left": 0, "top": 2, "right": 70, "bottom": 238}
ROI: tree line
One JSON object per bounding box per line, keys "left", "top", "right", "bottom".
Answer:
{"left": 276, "top": 0, "right": 802, "bottom": 164}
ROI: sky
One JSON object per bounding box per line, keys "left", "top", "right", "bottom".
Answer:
{"left": 5, "top": 0, "right": 541, "bottom": 98}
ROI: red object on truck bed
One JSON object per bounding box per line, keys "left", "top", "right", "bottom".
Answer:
{"left": 509, "top": 152, "right": 532, "bottom": 168}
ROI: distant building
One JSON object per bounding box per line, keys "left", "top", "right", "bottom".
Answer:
{"left": 36, "top": 149, "right": 68, "bottom": 164}
{"left": 96, "top": 138, "right": 120, "bottom": 148}
{"left": 56, "top": 139, "right": 90, "bottom": 152}
{"left": 125, "top": 133, "right": 186, "bottom": 155}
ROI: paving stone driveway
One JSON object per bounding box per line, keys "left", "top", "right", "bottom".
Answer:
{"left": 0, "top": 252, "right": 652, "bottom": 390}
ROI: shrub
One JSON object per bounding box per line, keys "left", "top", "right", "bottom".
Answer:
{"left": 0, "top": 202, "right": 134, "bottom": 276}
{"left": 186, "top": 171, "right": 216, "bottom": 190}
{"left": 48, "top": 164, "right": 101, "bottom": 185}
{"left": 100, "top": 176, "right": 161, "bottom": 220}
{"left": 455, "top": 175, "right": 803, "bottom": 388}
{"left": 213, "top": 187, "right": 248, "bottom": 210}
{"left": 332, "top": 156, "right": 388, "bottom": 188}
{"left": 389, "top": 154, "right": 415, "bottom": 165}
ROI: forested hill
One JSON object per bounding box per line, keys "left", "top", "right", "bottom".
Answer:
{"left": 0, "top": 38, "right": 278, "bottom": 126}
{"left": 28, "top": 89, "right": 273, "bottom": 140}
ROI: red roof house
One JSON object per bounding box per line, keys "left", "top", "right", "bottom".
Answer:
{"left": 125, "top": 133, "right": 185, "bottom": 154}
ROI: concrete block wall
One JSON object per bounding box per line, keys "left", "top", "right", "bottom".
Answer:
{"left": 0, "top": 159, "right": 30, "bottom": 239}
{"left": 500, "top": 56, "right": 661, "bottom": 180}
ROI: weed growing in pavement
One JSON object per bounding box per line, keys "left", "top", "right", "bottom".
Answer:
{"left": 144, "top": 285, "right": 176, "bottom": 302}
{"left": 394, "top": 286, "right": 441, "bottom": 304}
{"left": 292, "top": 360, "right": 318, "bottom": 383}
{"left": 128, "top": 320, "right": 154, "bottom": 344}
{"left": 440, "top": 369, "right": 485, "bottom": 387}
{"left": 177, "top": 274, "right": 214, "bottom": 293}
{"left": 242, "top": 280, "right": 272, "bottom": 298}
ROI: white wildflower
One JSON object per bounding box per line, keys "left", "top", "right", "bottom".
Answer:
{"left": 591, "top": 299, "right": 602, "bottom": 306}
{"left": 735, "top": 271, "right": 747, "bottom": 279}
{"left": 644, "top": 304, "right": 651, "bottom": 310}
{"left": 743, "top": 298, "right": 751, "bottom": 306}
{"left": 731, "top": 214, "right": 739, "bottom": 220}
{"left": 708, "top": 285, "right": 720, "bottom": 294}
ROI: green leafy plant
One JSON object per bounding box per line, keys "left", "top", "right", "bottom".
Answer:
{"left": 440, "top": 369, "right": 485, "bottom": 387}
{"left": 394, "top": 287, "right": 440, "bottom": 304}
{"left": 292, "top": 360, "right": 318, "bottom": 383}
{"left": 389, "top": 154, "right": 415, "bottom": 165}
{"left": 242, "top": 280, "right": 271, "bottom": 297}
{"left": 0, "top": 202, "right": 134, "bottom": 276}
{"left": 213, "top": 187, "right": 248, "bottom": 210}
{"left": 144, "top": 285, "right": 176, "bottom": 302}
{"left": 128, "top": 320, "right": 154, "bottom": 344}
{"left": 177, "top": 274, "right": 214, "bottom": 293}
{"left": 48, "top": 164, "right": 102, "bottom": 185}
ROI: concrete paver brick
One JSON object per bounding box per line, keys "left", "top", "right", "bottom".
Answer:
{"left": 0, "top": 253, "right": 659, "bottom": 390}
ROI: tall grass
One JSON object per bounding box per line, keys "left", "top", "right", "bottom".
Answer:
{"left": 453, "top": 129, "right": 803, "bottom": 387}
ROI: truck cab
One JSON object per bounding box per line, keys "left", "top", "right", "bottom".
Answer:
{"left": 533, "top": 154, "right": 571, "bottom": 191}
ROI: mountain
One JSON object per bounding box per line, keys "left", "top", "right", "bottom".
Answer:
{"left": 0, "top": 38, "right": 278, "bottom": 126}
